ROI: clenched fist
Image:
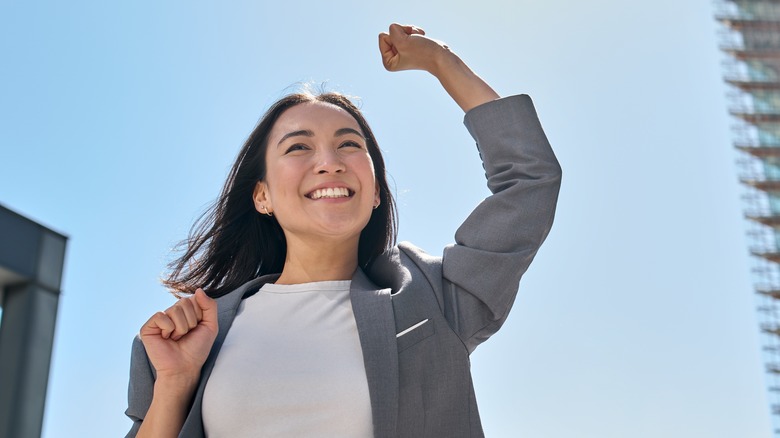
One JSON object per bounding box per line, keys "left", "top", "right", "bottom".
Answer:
{"left": 379, "top": 23, "right": 453, "bottom": 74}
{"left": 139, "top": 288, "right": 218, "bottom": 381}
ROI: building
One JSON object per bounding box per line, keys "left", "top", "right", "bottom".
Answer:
{"left": 716, "top": 1, "right": 780, "bottom": 435}
{"left": 0, "top": 204, "right": 67, "bottom": 438}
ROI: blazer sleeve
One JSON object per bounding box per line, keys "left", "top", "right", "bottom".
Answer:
{"left": 124, "top": 335, "right": 155, "bottom": 438}
{"left": 441, "top": 94, "right": 561, "bottom": 353}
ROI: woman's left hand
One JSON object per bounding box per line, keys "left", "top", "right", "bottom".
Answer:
{"left": 379, "top": 22, "right": 499, "bottom": 112}
{"left": 378, "top": 23, "right": 452, "bottom": 75}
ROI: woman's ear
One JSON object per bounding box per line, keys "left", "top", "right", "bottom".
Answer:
{"left": 253, "top": 181, "right": 273, "bottom": 215}
{"left": 374, "top": 183, "right": 381, "bottom": 208}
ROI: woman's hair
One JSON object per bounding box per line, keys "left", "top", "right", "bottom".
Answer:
{"left": 163, "top": 91, "right": 398, "bottom": 297}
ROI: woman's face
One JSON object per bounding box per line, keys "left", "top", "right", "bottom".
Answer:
{"left": 254, "top": 101, "right": 380, "bottom": 249}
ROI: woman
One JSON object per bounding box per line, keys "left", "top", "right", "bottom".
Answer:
{"left": 126, "top": 23, "right": 561, "bottom": 437}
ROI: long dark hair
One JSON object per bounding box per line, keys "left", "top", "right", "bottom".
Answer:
{"left": 164, "top": 92, "right": 398, "bottom": 297}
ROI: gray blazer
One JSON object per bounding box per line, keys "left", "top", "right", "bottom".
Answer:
{"left": 125, "top": 94, "right": 561, "bottom": 437}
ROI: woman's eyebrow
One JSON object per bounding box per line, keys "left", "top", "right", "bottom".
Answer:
{"left": 277, "top": 127, "right": 364, "bottom": 146}
{"left": 277, "top": 129, "right": 314, "bottom": 146}
{"left": 334, "top": 128, "right": 364, "bottom": 139}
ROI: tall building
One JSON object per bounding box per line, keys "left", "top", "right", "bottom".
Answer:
{"left": 716, "top": 1, "right": 780, "bottom": 435}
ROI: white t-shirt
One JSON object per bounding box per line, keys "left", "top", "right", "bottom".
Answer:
{"left": 202, "top": 280, "right": 373, "bottom": 437}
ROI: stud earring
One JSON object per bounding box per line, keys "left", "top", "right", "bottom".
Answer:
{"left": 261, "top": 205, "right": 273, "bottom": 217}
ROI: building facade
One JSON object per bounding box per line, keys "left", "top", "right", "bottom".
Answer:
{"left": 0, "top": 204, "right": 67, "bottom": 438}
{"left": 717, "top": 1, "right": 780, "bottom": 435}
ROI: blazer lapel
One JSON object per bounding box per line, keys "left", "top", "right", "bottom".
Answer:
{"left": 351, "top": 269, "right": 399, "bottom": 438}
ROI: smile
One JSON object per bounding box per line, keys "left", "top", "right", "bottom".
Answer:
{"left": 307, "top": 187, "right": 354, "bottom": 200}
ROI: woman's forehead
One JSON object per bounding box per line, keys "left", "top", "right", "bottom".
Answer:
{"left": 272, "top": 101, "right": 361, "bottom": 134}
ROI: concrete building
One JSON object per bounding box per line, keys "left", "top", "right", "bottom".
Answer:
{"left": 0, "top": 204, "right": 67, "bottom": 438}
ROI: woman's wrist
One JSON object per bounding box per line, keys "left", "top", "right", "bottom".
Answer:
{"left": 428, "top": 44, "right": 460, "bottom": 79}
{"left": 154, "top": 372, "right": 200, "bottom": 397}
{"left": 430, "top": 52, "right": 499, "bottom": 112}
{"left": 136, "top": 375, "right": 199, "bottom": 438}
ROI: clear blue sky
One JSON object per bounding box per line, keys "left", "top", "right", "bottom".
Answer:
{"left": 0, "top": 0, "right": 770, "bottom": 437}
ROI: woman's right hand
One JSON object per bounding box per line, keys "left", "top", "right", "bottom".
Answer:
{"left": 139, "top": 288, "right": 218, "bottom": 382}
{"left": 135, "top": 290, "right": 216, "bottom": 437}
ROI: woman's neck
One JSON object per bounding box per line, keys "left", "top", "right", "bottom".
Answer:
{"left": 275, "top": 236, "right": 359, "bottom": 284}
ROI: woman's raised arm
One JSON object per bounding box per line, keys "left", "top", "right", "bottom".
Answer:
{"left": 378, "top": 23, "right": 500, "bottom": 112}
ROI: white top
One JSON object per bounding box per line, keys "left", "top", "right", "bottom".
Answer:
{"left": 202, "top": 280, "right": 373, "bottom": 437}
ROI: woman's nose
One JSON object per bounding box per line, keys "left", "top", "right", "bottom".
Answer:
{"left": 314, "top": 149, "right": 346, "bottom": 174}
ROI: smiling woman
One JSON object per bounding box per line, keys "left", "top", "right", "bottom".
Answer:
{"left": 125, "top": 23, "right": 561, "bottom": 438}
{"left": 160, "top": 92, "right": 396, "bottom": 299}
{"left": 255, "top": 101, "right": 384, "bottom": 285}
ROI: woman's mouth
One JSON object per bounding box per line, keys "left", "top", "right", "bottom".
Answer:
{"left": 307, "top": 187, "right": 354, "bottom": 199}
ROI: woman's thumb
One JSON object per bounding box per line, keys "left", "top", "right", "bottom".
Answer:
{"left": 388, "top": 23, "right": 407, "bottom": 40}
{"left": 194, "top": 288, "right": 218, "bottom": 326}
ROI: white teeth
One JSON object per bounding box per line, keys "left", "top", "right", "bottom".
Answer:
{"left": 310, "top": 187, "right": 350, "bottom": 199}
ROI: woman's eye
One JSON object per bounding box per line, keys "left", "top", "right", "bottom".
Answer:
{"left": 284, "top": 144, "right": 308, "bottom": 154}
{"left": 340, "top": 141, "right": 362, "bottom": 149}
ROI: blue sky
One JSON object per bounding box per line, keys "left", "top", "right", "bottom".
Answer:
{"left": 0, "top": 0, "right": 771, "bottom": 437}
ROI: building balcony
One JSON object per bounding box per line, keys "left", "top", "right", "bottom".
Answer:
{"left": 737, "top": 143, "right": 780, "bottom": 157}
{"left": 763, "top": 324, "right": 780, "bottom": 337}
{"left": 753, "top": 249, "right": 780, "bottom": 263}
{"left": 715, "top": 4, "right": 780, "bottom": 23}
{"left": 715, "top": 0, "right": 780, "bottom": 26}
{"left": 722, "top": 46, "right": 780, "bottom": 60}
{"left": 727, "top": 77, "right": 780, "bottom": 90}
{"left": 742, "top": 176, "right": 780, "bottom": 191}
{"left": 747, "top": 212, "right": 780, "bottom": 227}
{"left": 717, "top": 16, "right": 780, "bottom": 30}
{"left": 730, "top": 107, "right": 780, "bottom": 122}
{"left": 758, "top": 288, "right": 780, "bottom": 301}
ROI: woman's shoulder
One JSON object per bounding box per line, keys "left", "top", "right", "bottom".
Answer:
{"left": 374, "top": 241, "right": 442, "bottom": 268}
{"left": 215, "top": 273, "right": 280, "bottom": 305}
{"left": 367, "top": 242, "right": 443, "bottom": 290}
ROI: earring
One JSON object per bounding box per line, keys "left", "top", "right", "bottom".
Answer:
{"left": 261, "top": 205, "right": 274, "bottom": 217}
{"left": 373, "top": 201, "right": 380, "bottom": 210}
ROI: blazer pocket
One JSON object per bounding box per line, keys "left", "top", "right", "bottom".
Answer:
{"left": 396, "top": 319, "right": 436, "bottom": 352}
